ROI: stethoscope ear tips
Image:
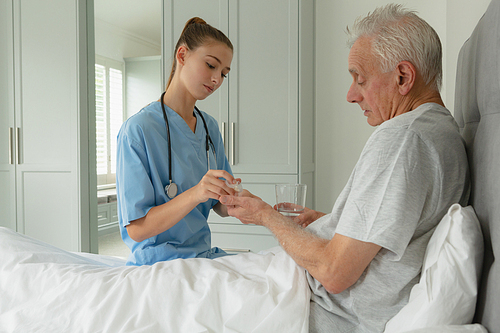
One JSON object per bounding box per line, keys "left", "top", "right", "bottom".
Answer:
{"left": 165, "top": 182, "right": 178, "bottom": 199}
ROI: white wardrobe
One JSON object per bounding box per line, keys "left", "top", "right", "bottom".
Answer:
{"left": 0, "top": 0, "right": 96, "bottom": 252}
{"left": 163, "top": 0, "right": 315, "bottom": 252}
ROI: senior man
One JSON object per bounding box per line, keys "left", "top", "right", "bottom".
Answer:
{"left": 220, "top": 4, "right": 470, "bottom": 333}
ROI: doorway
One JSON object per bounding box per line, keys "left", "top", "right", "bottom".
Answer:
{"left": 94, "top": 0, "right": 162, "bottom": 257}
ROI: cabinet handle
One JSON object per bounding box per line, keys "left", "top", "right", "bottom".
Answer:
{"left": 222, "top": 248, "right": 251, "bottom": 253}
{"left": 9, "top": 127, "right": 14, "bottom": 165}
{"left": 221, "top": 121, "right": 226, "bottom": 150}
{"left": 230, "top": 122, "right": 235, "bottom": 165}
{"left": 16, "top": 127, "right": 20, "bottom": 165}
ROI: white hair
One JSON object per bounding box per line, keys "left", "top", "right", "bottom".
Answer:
{"left": 346, "top": 3, "right": 442, "bottom": 91}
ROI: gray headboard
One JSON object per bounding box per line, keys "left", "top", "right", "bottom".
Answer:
{"left": 454, "top": 0, "right": 500, "bottom": 331}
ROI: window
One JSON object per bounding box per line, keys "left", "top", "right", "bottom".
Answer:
{"left": 95, "top": 56, "right": 124, "bottom": 186}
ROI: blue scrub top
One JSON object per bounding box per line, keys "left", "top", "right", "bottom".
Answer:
{"left": 116, "top": 101, "right": 232, "bottom": 265}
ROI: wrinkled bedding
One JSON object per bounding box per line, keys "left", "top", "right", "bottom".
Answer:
{"left": 0, "top": 227, "right": 310, "bottom": 333}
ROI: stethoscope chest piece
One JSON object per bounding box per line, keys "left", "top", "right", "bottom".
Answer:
{"left": 160, "top": 91, "right": 214, "bottom": 201}
{"left": 165, "top": 181, "right": 178, "bottom": 199}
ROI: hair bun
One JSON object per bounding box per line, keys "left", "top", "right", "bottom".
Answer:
{"left": 180, "top": 17, "right": 207, "bottom": 36}
{"left": 186, "top": 17, "right": 206, "bottom": 27}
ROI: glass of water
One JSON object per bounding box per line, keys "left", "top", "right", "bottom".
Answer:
{"left": 275, "top": 184, "right": 307, "bottom": 217}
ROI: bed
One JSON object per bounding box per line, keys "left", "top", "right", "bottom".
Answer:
{"left": 0, "top": 231, "right": 310, "bottom": 332}
{"left": 1, "top": 1, "right": 499, "bottom": 332}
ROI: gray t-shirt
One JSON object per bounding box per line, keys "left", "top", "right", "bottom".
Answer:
{"left": 307, "top": 103, "right": 470, "bottom": 332}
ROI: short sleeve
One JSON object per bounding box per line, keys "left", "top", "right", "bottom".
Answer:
{"left": 116, "top": 124, "right": 156, "bottom": 227}
{"left": 335, "top": 128, "right": 437, "bottom": 260}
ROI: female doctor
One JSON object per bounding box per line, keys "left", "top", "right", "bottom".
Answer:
{"left": 116, "top": 17, "right": 239, "bottom": 266}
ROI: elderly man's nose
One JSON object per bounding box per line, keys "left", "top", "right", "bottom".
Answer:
{"left": 347, "top": 83, "right": 361, "bottom": 103}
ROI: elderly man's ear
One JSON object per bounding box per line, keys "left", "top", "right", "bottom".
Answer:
{"left": 396, "top": 61, "right": 416, "bottom": 96}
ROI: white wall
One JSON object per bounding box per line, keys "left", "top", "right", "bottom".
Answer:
{"left": 314, "top": 0, "right": 490, "bottom": 212}
{"left": 124, "top": 56, "right": 162, "bottom": 118}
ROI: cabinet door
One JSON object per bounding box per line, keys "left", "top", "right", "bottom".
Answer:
{"left": 13, "top": 0, "right": 82, "bottom": 251}
{"left": 163, "top": 0, "right": 229, "bottom": 145}
{"left": 0, "top": 0, "right": 16, "bottom": 230}
{"left": 228, "top": 0, "right": 298, "bottom": 174}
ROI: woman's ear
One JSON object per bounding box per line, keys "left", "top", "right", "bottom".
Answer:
{"left": 176, "top": 45, "right": 188, "bottom": 66}
{"left": 396, "top": 61, "right": 416, "bottom": 96}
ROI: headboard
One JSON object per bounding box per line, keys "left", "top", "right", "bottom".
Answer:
{"left": 454, "top": 0, "right": 500, "bottom": 331}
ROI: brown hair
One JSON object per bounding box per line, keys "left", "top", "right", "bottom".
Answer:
{"left": 166, "top": 17, "right": 233, "bottom": 89}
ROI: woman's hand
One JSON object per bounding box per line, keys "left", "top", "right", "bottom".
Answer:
{"left": 127, "top": 171, "right": 240, "bottom": 242}
{"left": 191, "top": 170, "right": 241, "bottom": 204}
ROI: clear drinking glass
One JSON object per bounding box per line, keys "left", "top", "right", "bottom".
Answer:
{"left": 275, "top": 184, "right": 307, "bottom": 217}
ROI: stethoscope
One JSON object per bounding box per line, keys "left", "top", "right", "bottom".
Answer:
{"left": 160, "top": 91, "right": 216, "bottom": 199}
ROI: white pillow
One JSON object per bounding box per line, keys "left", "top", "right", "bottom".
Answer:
{"left": 384, "top": 204, "right": 484, "bottom": 332}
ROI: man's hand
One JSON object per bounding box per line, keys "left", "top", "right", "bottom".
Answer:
{"left": 219, "top": 193, "right": 276, "bottom": 226}
{"left": 294, "top": 207, "right": 326, "bottom": 228}
{"left": 272, "top": 203, "right": 325, "bottom": 228}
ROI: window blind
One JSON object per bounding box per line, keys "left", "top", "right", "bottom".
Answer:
{"left": 95, "top": 57, "right": 124, "bottom": 185}
{"left": 109, "top": 68, "right": 123, "bottom": 174}
{"left": 95, "top": 64, "right": 107, "bottom": 175}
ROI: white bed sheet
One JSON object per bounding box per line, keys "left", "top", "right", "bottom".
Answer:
{"left": 0, "top": 227, "right": 310, "bottom": 333}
